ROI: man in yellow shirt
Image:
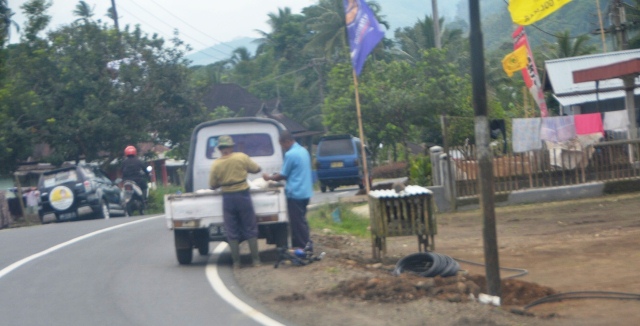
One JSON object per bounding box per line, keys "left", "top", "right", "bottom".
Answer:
{"left": 209, "top": 135, "right": 262, "bottom": 268}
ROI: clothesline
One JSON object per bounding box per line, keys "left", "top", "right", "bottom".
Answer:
{"left": 512, "top": 110, "right": 630, "bottom": 153}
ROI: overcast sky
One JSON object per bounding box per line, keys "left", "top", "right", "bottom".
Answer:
{"left": 9, "top": 0, "right": 315, "bottom": 53}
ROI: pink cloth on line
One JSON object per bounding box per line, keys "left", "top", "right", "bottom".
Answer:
{"left": 573, "top": 113, "right": 604, "bottom": 136}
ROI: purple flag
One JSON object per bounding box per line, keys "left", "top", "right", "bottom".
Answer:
{"left": 343, "top": 0, "right": 385, "bottom": 76}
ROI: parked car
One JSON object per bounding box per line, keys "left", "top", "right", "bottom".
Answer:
{"left": 38, "top": 165, "right": 127, "bottom": 223}
{"left": 315, "top": 134, "right": 373, "bottom": 192}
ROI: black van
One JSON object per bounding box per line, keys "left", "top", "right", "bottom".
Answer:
{"left": 315, "top": 134, "right": 372, "bottom": 192}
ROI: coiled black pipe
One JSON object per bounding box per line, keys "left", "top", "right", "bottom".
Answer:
{"left": 393, "top": 252, "right": 460, "bottom": 277}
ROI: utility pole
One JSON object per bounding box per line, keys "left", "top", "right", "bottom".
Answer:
{"left": 432, "top": 0, "right": 441, "bottom": 49}
{"left": 611, "top": 0, "right": 628, "bottom": 51}
{"left": 111, "top": 0, "right": 120, "bottom": 32}
{"left": 468, "top": 0, "right": 501, "bottom": 298}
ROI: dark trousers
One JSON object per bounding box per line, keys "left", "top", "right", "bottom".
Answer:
{"left": 222, "top": 190, "right": 258, "bottom": 242}
{"left": 287, "top": 198, "right": 312, "bottom": 249}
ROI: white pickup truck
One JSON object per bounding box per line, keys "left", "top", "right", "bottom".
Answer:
{"left": 164, "top": 118, "right": 289, "bottom": 264}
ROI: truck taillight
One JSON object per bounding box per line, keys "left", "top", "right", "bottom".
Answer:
{"left": 83, "top": 180, "right": 92, "bottom": 192}
{"left": 173, "top": 219, "right": 200, "bottom": 228}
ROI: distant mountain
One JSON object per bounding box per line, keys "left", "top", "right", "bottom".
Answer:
{"left": 185, "top": 37, "right": 258, "bottom": 66}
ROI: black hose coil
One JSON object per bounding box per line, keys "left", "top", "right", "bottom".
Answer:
{"left": 393, "top": 252, "right": 460, "bottom": 277}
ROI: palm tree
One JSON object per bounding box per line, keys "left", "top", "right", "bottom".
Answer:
{"left": 543, "top": 30, "right": 596, "bottom": 60}
{"left": 230, "top": 47, "right": 253, "bottom": 66}
{"left": 0, "top": 0, "right": 19, "bottom": 48}
{"left": 254, "top": 7, "right": 306, "bottom": 61}
{"left": 304, "top": 0, "right": 388, "bottom": 63}
{"left": 303, "top": 0, "right": 347, "bottom": 61}
{"left": 73, "top": 0, "right": 94, "bottom": 24}
{"left": 394, "top": 15, "right": 463, "bottom": 62}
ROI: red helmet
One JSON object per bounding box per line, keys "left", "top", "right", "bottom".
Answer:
{"left": 124, "top": 146, "right": 137, "bottom": 156}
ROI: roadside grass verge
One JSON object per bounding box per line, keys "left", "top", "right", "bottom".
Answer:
{"left": 147, "top": 185, "right": 184, "bottom": 214}
{"left": 308, "top": 203, "right": 371, "bottom": 238}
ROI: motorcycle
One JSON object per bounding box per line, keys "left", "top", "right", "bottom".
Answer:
{"left": 121, "top": 179, "right": 147, "bottom": 216}
{"left": 117, "top": 166, "right": 152, "bottom": 216}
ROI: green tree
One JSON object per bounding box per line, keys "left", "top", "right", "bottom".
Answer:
{"left": 73, "top": 0, "right": 94, "bottom": 24}
{"left": 20, "top": 0, "right": 51, "bottom": 43}
{"left": 1, "top": 15, "right": 199, "bottom": 168}
{"left": 542, "top": 30, "right": 597, "bottom": 60}
{"left": 0, "top": 0, "right": 19, "bottom": 49}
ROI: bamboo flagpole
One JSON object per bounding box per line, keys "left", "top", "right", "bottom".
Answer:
{"left": 352, "top": 69, "right": 371, "bottom": 192}
{"left": 343, "top": 0, "right": 385, "bottom": 193}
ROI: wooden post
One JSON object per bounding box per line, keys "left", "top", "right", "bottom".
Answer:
{"left": 13, "top": 175, "right": 27, "bottom": 220}
{"left": 352, "top": 70, "right": 371, "bottom": 193}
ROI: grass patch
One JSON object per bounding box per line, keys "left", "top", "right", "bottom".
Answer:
{"left": 147, "top": 185, "right": 185, "bottom": 214}
{"left": 308, "top": 203, "right": 371, "bottom": 238}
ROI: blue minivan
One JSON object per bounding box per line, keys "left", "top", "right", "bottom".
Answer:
{"left": 315, "top": 134, "right": 372, "bottom": 192}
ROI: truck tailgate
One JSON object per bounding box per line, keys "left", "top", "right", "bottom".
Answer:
{"left": 165, "top": 188, "right": 287, "bottom": 228}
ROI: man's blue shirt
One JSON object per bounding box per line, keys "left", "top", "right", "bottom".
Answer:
{"left": 280, "top": 142, "right": 313, "bottom": 199}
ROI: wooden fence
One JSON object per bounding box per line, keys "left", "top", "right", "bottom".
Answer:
{"left": 450, "top": 139, "right": 640, "bottom": 197}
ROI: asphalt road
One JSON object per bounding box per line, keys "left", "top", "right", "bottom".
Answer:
{"left": 0, "top": 182, "right": 394, "bottom": 326}
{"left": 0, "top": 216, "right": 287, "bottom": 326}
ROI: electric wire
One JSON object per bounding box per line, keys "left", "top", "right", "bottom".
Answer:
{"left": 453, "top": 257, "right": 529, "bottom": 279}
{"left": 501, "top": 0, "right": 597, "bottom": 40}
{"left": 146, "top": 0, "right": 238, "bottom": 52}
{"left": 240, "top": 64, "right": 314, "bottom": 88}
{"left": 453, "top": 257, "right": 640, "bottom": 310}
{"left": 122, "top": 1, "right": 228, "bottom": 61}
{"left": 116, "top": 3, "right": 226, "bottom": 62}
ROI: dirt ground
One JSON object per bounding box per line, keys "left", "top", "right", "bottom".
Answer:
{"left": 234, "top": 192, "right": 640, "bottom": 326}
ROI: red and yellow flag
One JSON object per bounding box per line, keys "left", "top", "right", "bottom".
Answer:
{"left": 502, "top": 45, "right": 528, "bottom": 77}
{"left": 509, "top": 0, "right": 572, "bottom": 25}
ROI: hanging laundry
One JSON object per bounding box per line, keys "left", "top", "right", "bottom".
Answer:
{"left": 603, "top": 110, "right": 629, "bottom": 131}
{"left": 541, "top": 116, "right": 576, "bottom": 143}
{"left": 573, "top": 113, "right": 604, "bottom": 136}
{"left": 512, "top": 118, "right": 542, "bottom": 153}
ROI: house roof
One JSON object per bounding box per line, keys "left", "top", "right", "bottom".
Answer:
{"left": 264, "top": 111, "right": 324, "bottom": 138}
{"left": 201, "top": 83, "right": 324, "bottom": 139}
{"left": 201, "top": 83, "right": 263, "bottom": 116}
{"left": 544, "top": 49, "right": 640, "bottom": 107}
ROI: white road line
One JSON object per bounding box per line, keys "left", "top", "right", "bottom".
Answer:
{"left": 0, "top": 216, "right": 162, "bottom": 280}
{"left": 205, "top": 243, "right": 285, "bottom": 326}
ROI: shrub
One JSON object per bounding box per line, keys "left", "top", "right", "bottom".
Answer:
{"left": 409, "top": 155, "right": 432, "bottom": 186}
{"left": 147, "top": 185, "right": 185, "bottom": 214}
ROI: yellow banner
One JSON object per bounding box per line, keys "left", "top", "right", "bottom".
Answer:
{"left": 502, "top": 45, "right": 528, "bottom": 77}
{"left": 509, "top": 0, "right": 572, "bottom": 25}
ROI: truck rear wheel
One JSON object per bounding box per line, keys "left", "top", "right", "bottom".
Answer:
{"left": 273, "top": 223, "right": 289, "bottom": 248}
{"left": 176, "top": 248, "right": 193, "bottom": 265}
{"left": 197, "top": 241, "right": 209, "bottom": 256}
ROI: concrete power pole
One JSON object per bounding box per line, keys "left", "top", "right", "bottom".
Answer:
{"left": 611, "top": 0, "right": 628, "bottom": 51}
{"left": 432, "top": 0, "right": 441, "bottom": 49}
{"left": 468, "top": 0, "right": 501, "bottom": 298}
